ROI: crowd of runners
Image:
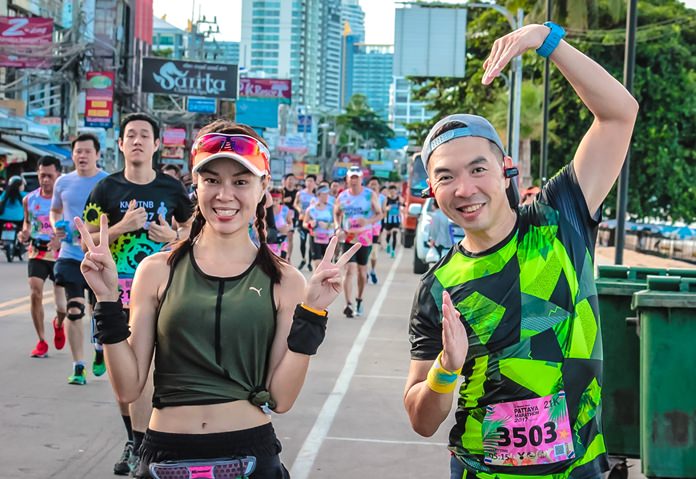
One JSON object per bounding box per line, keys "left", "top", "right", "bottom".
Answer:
{"left": 0, "top": 22, "right": 640, "bottom": 479}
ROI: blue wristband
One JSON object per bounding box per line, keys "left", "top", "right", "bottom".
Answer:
{"left": 536, "top": 22, "right": 566, "bottom": 58}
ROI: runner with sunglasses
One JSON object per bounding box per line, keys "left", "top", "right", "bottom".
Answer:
{"left": 75, "top": 120, "right": 359, "bottom": 479}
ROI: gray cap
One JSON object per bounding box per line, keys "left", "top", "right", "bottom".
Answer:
{"left": 421, "top": 114, "right": 505, "bottom": 171}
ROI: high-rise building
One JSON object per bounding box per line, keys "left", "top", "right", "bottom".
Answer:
{"left": 345, "top": 44, "right": 393, "bottom": 120}
{"left": 241, "top": 0, "right": 342, "bottom": 111}
{"left": 390, "top": 77, "right": 430, "bottom": 139}
{"left": 152, "top": 17, "right": 187, "bottom": 59}
{"left": 341, "top": 0, "right": 365, "bottom": 42}
{"left": 203, "top": 40, "right": 240, "bottom": 64}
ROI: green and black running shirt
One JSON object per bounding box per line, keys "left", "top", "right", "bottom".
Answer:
{"left": 409, "top": 163, "right": 608, "bottom": 479}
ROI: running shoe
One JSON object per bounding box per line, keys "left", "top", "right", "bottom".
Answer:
{"left": 298, "top": 260, "right": 306, "bottom": 271}
{"left": 386, "top": 244, "right": 392, "bottom": 255}
{"left": 128, "top": 450, "right": 141, "bottom": 475}
{"left": 369, "top": 271, "right": 378, "bottom": 285}
{"left": 113, "top": 441, "right": 133, "bottom": 476}
{"left": 30, "top": 340, "right": 48, "bottom": 358}
{"left": 390, "top": 249, "right": 396, "bottom": 258}
{"left": 355, "top": 299, "right": 364, "bottom": 317}
{"left": 343, "top": 303, "right": 354, "bottom": 318}
{"left": 53, "top": 317, "right": 65, "bottom": 350}
{"left": 92, "top": 350, "right": 106, "bottom": 377}
{"left": 68, "top": 364, "right": 87, "bottom": 385}
{"left": 307, "top": 262, "right": 313, "bottom": 272}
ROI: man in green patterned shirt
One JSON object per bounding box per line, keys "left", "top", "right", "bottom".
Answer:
{"left": 404, "top": 23, "right": 638, "bottom": 479}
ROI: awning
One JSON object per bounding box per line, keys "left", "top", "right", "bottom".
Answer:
{"left": 0, "top": 143, "right": 28, "bottom": 164}
{"left": 0, "top": 136, "right": 52, "bottom": 157}
{"left": 28, "top": 142, "right": 71, "bottom": 163}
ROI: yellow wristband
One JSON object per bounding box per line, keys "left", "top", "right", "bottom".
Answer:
{"left": 426, "top": 351, "right": 462, "bottom": 394}
{"left": 300, "top": 303, "right": 328, "bottom": 317}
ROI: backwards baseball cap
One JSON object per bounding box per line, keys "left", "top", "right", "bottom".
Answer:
{"left": 346, "top": 166, "right": 363, "bottom": 178}
{"left": 190, "top": 133, "right": 270, "bottom": 176}
{"left": 420, "top": 114, "right": 519, "bottom": 207}
{"left": 421, "top": 114, "right": 506, "bottom": 172}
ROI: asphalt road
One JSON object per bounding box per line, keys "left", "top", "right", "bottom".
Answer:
{"left": 0, "top": 246, "right": 645, "bottom": 479}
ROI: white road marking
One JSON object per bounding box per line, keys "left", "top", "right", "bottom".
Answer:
{"left": 353, "top": 374, "right": 408, "bottom": 380}
{"left": 290, "top": 249, "right": 404, "bottom": 479}
{"left": 0, "top": 294, "right": 55, "bottom": 318}
{"left": 325, "top": 436, "right": 447, "bottom": 447}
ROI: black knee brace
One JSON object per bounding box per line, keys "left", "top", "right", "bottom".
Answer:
{"left": 66, "top": 300, "right": 85, "bottom": 321}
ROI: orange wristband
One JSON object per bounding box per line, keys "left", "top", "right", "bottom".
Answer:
{"left": 300, "top": 303, "right": 328, "bottom": 317}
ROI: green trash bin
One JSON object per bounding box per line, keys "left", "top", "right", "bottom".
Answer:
{"left": 631, "top": 276, "right": 696, "bottom": 478}
{"left": 596, "top": 265, "right": 666, "bottom": 458}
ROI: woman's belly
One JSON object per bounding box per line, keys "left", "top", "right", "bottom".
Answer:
{"left": 150, "top": 400, "right": 271, "bottom": 434}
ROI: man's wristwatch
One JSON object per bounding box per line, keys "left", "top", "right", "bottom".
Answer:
{"left": 536, "top": 22, "right": 566, "bottom": 58}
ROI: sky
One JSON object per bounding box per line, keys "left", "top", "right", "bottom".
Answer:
{"left": 153, "top": 0, "right": 696, "bottom": 44}
{"left": 153, "top": 0, "right": 465, "bottom": 45}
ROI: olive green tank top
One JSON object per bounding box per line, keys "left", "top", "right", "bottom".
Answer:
{"left": 153, "top": 249, "right": 277, "bottom": 408}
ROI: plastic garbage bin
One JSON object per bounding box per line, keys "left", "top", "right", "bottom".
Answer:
{"left": 631, "top": 276, "right": 696, "bottom": 478}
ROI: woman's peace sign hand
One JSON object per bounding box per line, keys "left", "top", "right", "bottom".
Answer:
{"left": 303, "top": 236, "right": 361, "bottom": 311}
{"left": 74, "top": 214, "right": 119, "bottom": 302}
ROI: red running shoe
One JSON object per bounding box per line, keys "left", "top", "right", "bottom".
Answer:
{"left": 31, "top": 340, "right": 48, "bottom": 358}
{"left": 53, "top": 317, "right": 65, "bottom": 350}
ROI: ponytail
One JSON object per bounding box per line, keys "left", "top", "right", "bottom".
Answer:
{"left": 254, "top": 200, "right": 286, "bottom": 284}
{"left": 168, "top": 205, "right": 206, "bottom": 268}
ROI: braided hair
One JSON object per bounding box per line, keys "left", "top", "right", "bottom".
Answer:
{"left": 168, "top": 120, "right": 285, "bottom": 284}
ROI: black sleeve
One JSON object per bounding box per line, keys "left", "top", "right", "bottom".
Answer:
{"left": 540, "top": 161, "right": 601, "bottom": 249}
{"left": 409, "top": 274, "right": 443, "bottom": 361}
{"left": 173, "top": 183, "right": 194, "bottom": 223}
{"left": 84, "top": 178, "right": 107, "bottom": 225}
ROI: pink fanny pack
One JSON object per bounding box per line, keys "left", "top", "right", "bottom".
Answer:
{"left": 149, "top": 456, "right": 256, "bottom": 479}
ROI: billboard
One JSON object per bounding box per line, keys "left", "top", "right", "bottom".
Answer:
{"left": 162, "top": 127, "right": 186, "bottom": 160}
{"left": 84, "top": 72, "right": 114, "bottom": 128}
{"left": 141, "top": 58, "right": 238, "bottom": 99}
{"left": 239, "top": 78, "right": 291, "bottom": 104}
{"left": 187, "top": 96, "right": 217, "bottom": 114}
{"left": 0, "top": 17, "right": 53, "bottom": 68}
{"left": 236, "top": 97, "right": 279, "bottom": 129}
{"left": 394, "top": 7, "right": 467, "bottom": 78}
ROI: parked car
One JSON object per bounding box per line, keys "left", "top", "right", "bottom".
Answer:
{"left": 413, "top": 198, "right": 464, "bottom": 274}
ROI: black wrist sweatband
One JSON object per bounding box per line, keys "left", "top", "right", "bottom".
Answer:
{"left": 94, "top": 301, "right": 130, "bottom": 344}
{"left": 287, "top": 304, "right": 328, "bottom": 355}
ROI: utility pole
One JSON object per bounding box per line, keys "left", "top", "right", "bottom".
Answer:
{"left": 614, "top": 0, "right": 638, "bottom": 265}
{"left": 540, "top": 0, "right": 552, "bottom": 185}
{"left": 67, "top": 0, "right": 81, "bottom": 139}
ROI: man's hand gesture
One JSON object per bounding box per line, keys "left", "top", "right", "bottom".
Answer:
{"left": 440, "top": 291, "right": 468, "bottom": 372}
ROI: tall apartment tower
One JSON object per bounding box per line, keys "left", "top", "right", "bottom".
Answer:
{"left": 241, "top": 0, "right": 343, "bottom": 111}
{"left": 341, "top": 0, "right": 365, "bottom": 41}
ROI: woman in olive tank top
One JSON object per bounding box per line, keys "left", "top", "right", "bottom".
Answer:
{"left": 74, "top": 120, "right": 360, "bottom": 479}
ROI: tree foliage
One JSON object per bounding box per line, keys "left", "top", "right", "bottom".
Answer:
{"left": 406, "top": 0, "right": 696, "bottom": 222}
{"left": 337, "top": 94, "right": 395, "bottom": 150}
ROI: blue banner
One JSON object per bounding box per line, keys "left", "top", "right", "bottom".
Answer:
{"left": 188, "top": 96, "right": 217, "bottom": 114}
{"left": 236, "top": 97, "right": 279, "bottom": 129}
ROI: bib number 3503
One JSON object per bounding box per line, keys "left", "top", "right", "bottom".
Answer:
{"left": 482, "top": 391, "right": 575, "bottom": 467}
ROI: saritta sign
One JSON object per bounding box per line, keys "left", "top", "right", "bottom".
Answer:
{"left": 141, "top": 58, "right": 238, "bottom": 99}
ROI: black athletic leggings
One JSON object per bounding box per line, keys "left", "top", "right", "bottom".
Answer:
{"left": 299, "top": 226, "right": 309, "bottom": 261}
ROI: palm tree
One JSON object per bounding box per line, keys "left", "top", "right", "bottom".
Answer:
{"left": 485, "top": 81, "right": 546, "bottom": 188}
{"left": 527, "top": 0, "right": 624, "bottom": 30}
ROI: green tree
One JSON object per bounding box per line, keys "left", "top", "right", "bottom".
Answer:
{"left": 336, "top": 94, "right": 395, "bottom": 150}
{"left": 406, "top": 0, "right": 696, "bottom": 222}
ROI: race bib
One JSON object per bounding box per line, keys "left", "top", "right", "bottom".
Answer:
{"left": 482, "top": 391, "right": 575, "bottom": 467}
{"left": 118, "top": 277, "right": 134, "bottom": 308}
{"left": 314, "top": 230, "right": 330, "bottom": 244}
